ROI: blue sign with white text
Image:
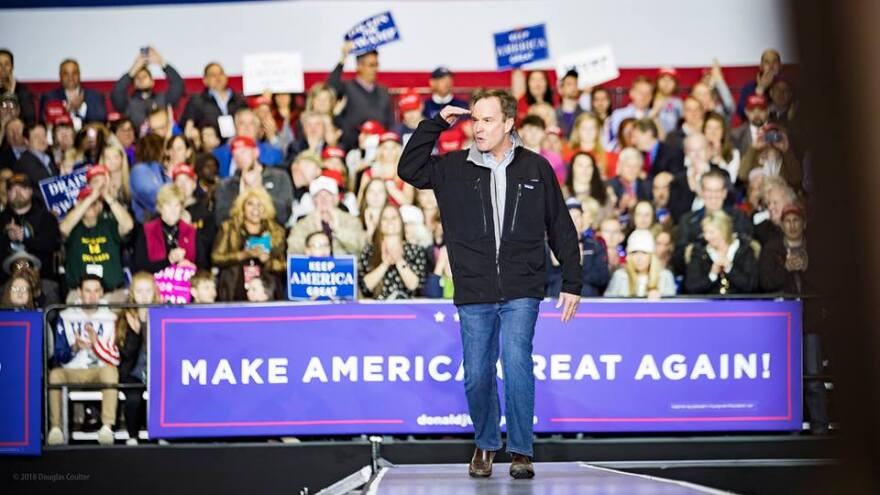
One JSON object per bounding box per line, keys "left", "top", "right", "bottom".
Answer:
{"left": 0, "top": 311, "right": 42, "bottom": 456}
{"left": 287, "top": 256, "right": 357, "bottom": 301}
{"left": 344, "top": 11, "right": 401, "bottom": 56}
{"left": 494, "top": 24, "right": 550, "bottom": 70}
{"left": 39, "top": 169, "right": 87, "bottom": 219}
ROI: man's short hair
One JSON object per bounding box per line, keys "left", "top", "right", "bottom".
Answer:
{"left": 633, "top": 118, "right": 658, "bottom": 138}
{"left": 0, "top": 49, "right": 13, "bottom": 66}
{"left": 306, "top": 231, "right": 330, "bottom": 247}
{"left": 79, "top": 273, "right": 103, "bottom": 289}
{"left": 470, "top": 88, "right": 517, "bottom": 122}
{"left": 520, "top": 114, "right": 546, "bottom": 130}
{"left": 700, "top": 168, "right": 729, "bottom": 187}
{"left": 203, "top": 62, "right": 223, "bottom": 76}
{"left": 356, "top": 50, "right": 379, "bottom": 63}
{"left": 59, "top": 58, "right": 79, "bottom": 71}
{"left": 25, "top": 122, "right": 46, "bottom": 140}
{"left": 561, "top": 69, "right": 578, "bottom": 84}
{"left": 630, "top": 75, "right": 653, "bottom": 89}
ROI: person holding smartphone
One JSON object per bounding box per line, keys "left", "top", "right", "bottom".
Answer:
{"left": 111, "top": 46, "right": 184, "bottom": 129}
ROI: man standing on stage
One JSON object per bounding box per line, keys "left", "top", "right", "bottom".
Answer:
{"left": 398, "top": 89, "right": 582, "bottom": 479}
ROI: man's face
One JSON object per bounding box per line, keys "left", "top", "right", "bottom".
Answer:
{"left": 232, "top": 146, "right": 258, "bottom": 171}
{"left": 765, "top": 188, "right": 788, "bottom": 224}
{"left": 60, "top": 61, "right": 80, "bottom": 90}
{"left": 356, "top": 53, "right": 379, "bottom": 83}
{"left": 652, "top": 172, "right": 672, "bottom": 207}
{"left": 5, "top": 119, "right": 24, "bottom": 147}
{"left": 203, "top": 64, "right": 228, "bottom": 92}
{"left": 471, "top": 97, "right": 512, "bottom": 154}
{"left": 148, "top": 111, "right": 169, "bottom": 138}
{"left": 134, "top": 68, "right": 154, "bottom": 91}
{"left": 431, "top": 75, "right": 453, "bottom": 97}
{"left": 0, "top": 53, "right": 13, "bottom": 85}
{"left": 27, "top": 125, "right": 49, "bottom": 153}
{"left": 631, "top": 128, "right": 655, "bottom": 152}
{"left": 782, "top": 213, "right": 804, "bottom": 240}
{"left": 629, "top": 81, "right": 653, "bottom": 110}
{"left": 80, "top": 279, "right": 104, "bottom": 305}
{"left": 235, "top": 112, "right": 259, "bottom": 139}
{"left": 745, "top": 106, "right": 769, "bottom": 127}
{"left": 600, "top": 219, "right": 623, "bottom": 247}
{"left": 618, "top": 153, "right": 641, "bottom": 182}
{"left": 701, "top": 176, "right": 727, "bottom": 212}
{"left": 560, "top": 76, "right": 579, "bottom": 100}
{"left": 8, "top": 184, "right": 32, "bottom": 209}
{"left": 769, "top": 81, "right": 792, "bottom": 108}
{"left": 685, "top": 136, "right": 709, "bottom": 166}
{"left": 760, "top": 50, "right": 781, "bottom": 75}
{"left": 313, "top": 189, "right": 337, "bottom": 212}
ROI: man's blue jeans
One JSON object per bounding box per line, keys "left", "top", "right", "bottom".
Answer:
{"left": 457, "top": 297, "right": 540, "bottom": 457}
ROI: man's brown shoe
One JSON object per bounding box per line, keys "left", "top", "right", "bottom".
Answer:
{"left": 468, "top": 447, "right": 496, "bottom": 478}
{"left": 509, "top": 453, "right": 535, "bottom": 479}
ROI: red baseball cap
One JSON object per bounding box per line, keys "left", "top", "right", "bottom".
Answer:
{"left": 106, "top": 111, "right": 122, "bottom": 123}
{"left": 230, "top": 135, "right": 258, "bottom": 152}
{"left": 54, "top": 114, "right": 73, "bottom": 126}
{"left": 437, "top": 128, "right": 464, "bottom": 154}
{"left": 246, "top": 95, "right": 271, "bottom": 109}
{"left": 657, "top": 67, "right": 678, "bottom": 79}
{"left": 321, "top": 169, "right": 346, "bottom": 189}
{"left": 745, "top": 94, "right": 768, "bottom": 110}
{"left": 171, "top": 163, "right": 197, "bottom": 180}
{"left": 397, "top": 89, "right": 422, "bottom": 113}
{"left": 77, "top": 186, "right": 94, "bottom": 202}
{"left": 379, "top": 131, "right": 401, "bottom": 144}
{"left": 360, "top": 120, "right": 385, "bottom": 136}
{"left": 781, "top": 203, "right": 805, "bottom": 220}
{"left": 321, "top": 146, "right": 346, "bottom": 161}
{"left": 44, "top": 100, "right": 67, "bottom": 125}
{"left": 86, "top": 164, "right": 109, "bottom": 182}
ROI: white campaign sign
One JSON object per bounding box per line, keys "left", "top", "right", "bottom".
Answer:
{"left": 555, "top": 45, "right": 620, "bottom": 88}
{"left": 242, "top": 52, "right": 305, "bottom": 95}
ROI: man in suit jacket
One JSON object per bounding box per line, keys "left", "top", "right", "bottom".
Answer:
{"left": 38, "top": 59, "right": 107, "bottom": 125}
{"left": 180, "top": 62, "right": 247, "bottom": 131}
{"left": 607, "top": 147, "right": 652, "bottom": 209}
{"left": 0, "top": 49, "right": 37, "bottom": 126}
{"left": 14, "top": 123, "right": 57, "bottom": 199}
{"left": 631, "top": 118, "right": 684, "bottom": 178}
{"left": 731, "top": 94, "right": 770, "bottom": 156}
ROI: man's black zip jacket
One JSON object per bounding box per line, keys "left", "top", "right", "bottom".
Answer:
{"left": 398, "top": 114, "right": 583, "bottom": 305}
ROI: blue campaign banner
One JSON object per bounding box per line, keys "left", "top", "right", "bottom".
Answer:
{"left": 494, "top": 24, "right": 550, "bottom": 70}
{"left": 344, "top": 11, "right": 401, "bottom": 56}
{"left": 39, "top": 169, "right": 87, "bottom": 218}
{"left": 287, "top": 256, "right": 357, "bottom": 301}
{"left": 0, "top": 311, "right": 42, "bottom": 456}
{"left": 148, "top": 300, "right": 802, "bottom": 439}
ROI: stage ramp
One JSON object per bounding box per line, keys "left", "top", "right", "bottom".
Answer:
{"left": 359, "top": 462, "right": 733, "bottom": 495}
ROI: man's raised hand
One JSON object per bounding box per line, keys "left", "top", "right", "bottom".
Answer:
{"left": 439, "top": 105, "right": 470, "bottom": 126}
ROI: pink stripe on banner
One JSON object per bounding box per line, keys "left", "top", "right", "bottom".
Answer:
{"left": 550, "top": 416, "right": 789, "bottom": 423}
{"left": 160, "top": 314, "right": 418, "bottom": 324}
{"left": 161, "top": 419, "right": 405, "bottom": 428}
{"left": 543, "top": 311, "right": 794, "bottom": 423}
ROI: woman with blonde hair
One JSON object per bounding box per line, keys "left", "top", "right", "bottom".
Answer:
{"left": 564, "top": 112, "right": 618, "bottom": 178}
{"left": 132, "top": 184, "right": 199, "bottom": 274}
{"left": 212, "top": 186, "right": 287, "bottom": 301}
{"left": 604, "top": 229, "right": 676, "bottom": 298}
{"left": 100, "top": 143, "right": 131, "bottom": 204}
{"left": 115, "top": 272, "right": 161, "bottom": 445}
{"left": 684, "top": 209, "right": 758, "bottom": 295}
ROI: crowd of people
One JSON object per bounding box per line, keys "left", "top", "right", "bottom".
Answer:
{"left": 0, "top": 44, "right": 817, "bottom": 443}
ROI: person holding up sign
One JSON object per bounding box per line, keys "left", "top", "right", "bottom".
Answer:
{"left": 327, "top": 42, "right": 394, "bottom": 150}
{"left": 398, "top": 91, "right": 582, "bottom": 479}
